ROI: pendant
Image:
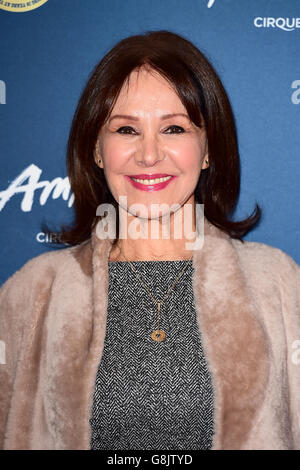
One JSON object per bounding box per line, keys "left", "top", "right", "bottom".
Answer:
{"left": 151, "top": 329, "right": 166, "bottom": 342}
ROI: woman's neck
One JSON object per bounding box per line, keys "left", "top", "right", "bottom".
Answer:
{"left": 108, "top": 201, "right": 199, "bottom": 262}
{"left": 108, "top": 236, "right": 196, "bottom": 262}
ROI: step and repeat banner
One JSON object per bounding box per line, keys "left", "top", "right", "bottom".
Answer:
{"left": 0, "top": 0, "right": 299, "bottom": 284}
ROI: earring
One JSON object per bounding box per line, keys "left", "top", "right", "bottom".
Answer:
{"left": 98, "top": 159, "right": 101, "bottom": 163}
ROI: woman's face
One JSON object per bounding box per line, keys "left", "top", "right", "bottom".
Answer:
{"left": 95, "top": 67, "right": 208, "bottom": 220}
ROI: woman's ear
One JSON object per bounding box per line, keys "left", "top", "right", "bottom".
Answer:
{"left": 94, "top": 140, "right": 103, "bottom": 169}
{"left": 201, "top": 155, "right": 209, "bottom": 170}
{"left": 201, "top": 139, "right": 209, "bottom": 170}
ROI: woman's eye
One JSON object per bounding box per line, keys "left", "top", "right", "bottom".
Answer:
{"left": 116, "top": 126, "right": 137, "bottom": 135}
{"left": 165, "top": 125, "right": 185, "bottom": 134}
{"left": 116, "top": 125, "right": 185, "bottom": 135}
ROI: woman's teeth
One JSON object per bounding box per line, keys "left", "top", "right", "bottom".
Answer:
{"left": 131, "top": 176, "right": 172, "bottom": 185}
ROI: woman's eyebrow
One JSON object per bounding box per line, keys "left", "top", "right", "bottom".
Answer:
{"left": 108, "top": 113, "right": 189, "bottom": 123}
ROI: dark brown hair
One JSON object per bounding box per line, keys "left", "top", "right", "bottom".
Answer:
{"left": 42, "top": 29, "right": 261, "bottom": 246}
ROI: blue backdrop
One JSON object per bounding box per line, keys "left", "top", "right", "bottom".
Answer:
{"left": 0, "top": 0, "right": 299, "bottom": 285}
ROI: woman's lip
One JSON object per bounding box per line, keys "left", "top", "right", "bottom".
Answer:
{"left": 127, "top": 173, "right": 173, "bottom": 179}
{"left": 124, "top": 175, "right": 176, "bottom": 191}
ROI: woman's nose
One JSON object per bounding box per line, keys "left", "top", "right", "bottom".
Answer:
{"left": 134, "top": 134, "right": 165, "bottom": 167}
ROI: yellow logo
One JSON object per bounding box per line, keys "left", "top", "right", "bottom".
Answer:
{"left": 0, "top": 0, "right": 48, "bottom": 12}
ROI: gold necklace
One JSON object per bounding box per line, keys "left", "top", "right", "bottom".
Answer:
{"left": 118, "top": 246, "right": 192, "bottom": 342}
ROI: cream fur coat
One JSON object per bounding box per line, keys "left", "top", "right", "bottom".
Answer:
{"left": 0, "top": 217, "right": 300, "bottom": 450}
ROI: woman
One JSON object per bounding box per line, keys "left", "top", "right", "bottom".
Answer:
{"left": 0, "top": 30, "right": 299, "bottom": 450}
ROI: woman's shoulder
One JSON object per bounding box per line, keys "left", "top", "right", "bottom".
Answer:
{"left": 0, "top": 241, "right": 92, "bottom": 343}
{"left": 230, "top": 239, "right": 300, "bottom": 327}
{"left": 232, "top": 238, "right": 300, "bottom": 285}
{"left": 0, "top": 243, "right": 83, "bottom": 293}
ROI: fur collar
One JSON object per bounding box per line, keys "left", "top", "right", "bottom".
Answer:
{"left": 73, "top": 217, "right": 269, "bottom": 450}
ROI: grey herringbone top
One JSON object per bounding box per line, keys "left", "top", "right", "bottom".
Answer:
{"left": 89, "top": 260, "right": 214, "bottom": 450}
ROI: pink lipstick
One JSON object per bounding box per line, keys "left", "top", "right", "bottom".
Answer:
{"left": 125, "top": 173, "right": 176, "bottom": 192}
